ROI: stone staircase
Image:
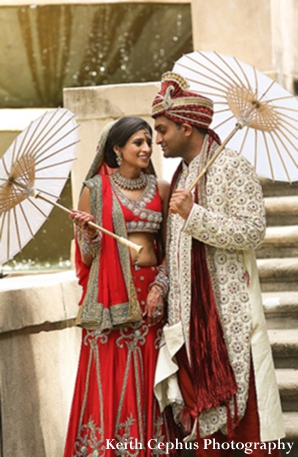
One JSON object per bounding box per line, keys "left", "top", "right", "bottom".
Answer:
{"left": 257, "top": 179, "right": 298, "bottom": 456}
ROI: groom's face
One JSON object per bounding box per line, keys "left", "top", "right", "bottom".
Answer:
{"left": 154, "top": 116, "right": 186, "bottom": 159}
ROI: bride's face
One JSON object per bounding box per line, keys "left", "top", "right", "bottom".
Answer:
{"left": 116, "top": 129, "right": 152, "bottom": 169}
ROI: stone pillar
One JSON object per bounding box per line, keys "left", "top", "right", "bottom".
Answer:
{"left": 191, "top": 0, "right": 275, "bottom": 75}
{"left": 270, "top": 0, "right": 298, "bottom": 92}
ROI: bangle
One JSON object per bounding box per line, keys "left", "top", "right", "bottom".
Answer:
{"left": 149, "top": 284, "right": 164, "bottom": 295}
{"left": 79, "top": 231, "right": 101, "bottom": 258}
{"left": 85, "top": 229, "right": 99, "bottom": 240}
{"left": 149, "top": 265, "right": 169, "bottom": 298}
{"left": 158, "top": 264, "right": 168, "bottom": 276}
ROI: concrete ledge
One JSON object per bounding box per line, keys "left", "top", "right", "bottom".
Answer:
{"left": 63, "top": 82, "right": 160, "bottom": 121}
{"left": 0, "top": 270, "right": 82, "bottom": 456}
{"left": 258, "top": 257, "right": 298, "bottom": 291}
{"left": 0, "top": 270, "right": 81, "bottom": 333}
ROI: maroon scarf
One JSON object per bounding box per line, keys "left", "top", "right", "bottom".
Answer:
{"left": 169, "top": 136, "right": 238, "bottom": 435}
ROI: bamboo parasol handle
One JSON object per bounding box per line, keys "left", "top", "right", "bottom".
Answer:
{"left": 188, "top": 124, "right": 241, "bottom": 191}
{"left": 34, "top": 192, "right": 143, "bottom": 254}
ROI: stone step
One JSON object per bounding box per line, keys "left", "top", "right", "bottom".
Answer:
{"left": 265, "top": 196, "right": 298, "bottom": 226}
{"left": 283, "top": 412, "right": 298, "bottom": 441}
{"left": 257, "top": 226, "right": 298, "bottom": 258}
{"left": 276, "top": 369, "right": 298, "bottom": 412}
{"left": 280, "top": 442, "right": 298, "bottom": 457}
{"left": 260, "top": 178, "right": 298, "bottom": 198}
{"left": 258, "top": 179, "right": 298, "bottom": 456}
{"left": 258, "top": 258, "right": 298, "bottom": 291}
{"left": 263, "top": 292, "right": 298, "bottom": 329}
{"left": 282, "top": 412, "right": 298, "bottom": 457}
{"left": 268, "top": 329, "right": 298, "bottom": 369}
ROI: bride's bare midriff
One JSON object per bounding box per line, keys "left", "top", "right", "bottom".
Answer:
{"left": 128, "top": 232, "right": 158, "bottom": 267}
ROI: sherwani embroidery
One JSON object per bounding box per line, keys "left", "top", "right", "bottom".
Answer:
{"left": 154, "top": 136, "right": 285, "bottom": 441}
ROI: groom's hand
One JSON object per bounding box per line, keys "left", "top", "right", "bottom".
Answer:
{"left": 169, "top": 189, "right": 194, "bottom": 219}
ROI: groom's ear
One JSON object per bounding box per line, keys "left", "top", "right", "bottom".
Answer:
{"left": 181, "top": 123, "right": 193, "bottom": 138}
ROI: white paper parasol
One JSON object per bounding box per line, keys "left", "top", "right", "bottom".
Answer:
{"left": 0, "top": 108, "right": 79, "bottom": 266}
{"left": 173, "top": 51, "right": 298, "bottom": 185}
{"left": 0, "top": 108, "right": 142, "bottom": 266}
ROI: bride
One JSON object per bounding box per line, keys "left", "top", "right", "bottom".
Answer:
{"left": 63, "top": 116, "right": 178, "bottom": 457}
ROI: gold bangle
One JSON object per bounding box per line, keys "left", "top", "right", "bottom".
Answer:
{"left": 85, "top": 230, "right": 98, "bottom": 239}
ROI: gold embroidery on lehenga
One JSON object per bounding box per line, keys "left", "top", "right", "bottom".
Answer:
{"left": 73, "top": 319, "right": 170, "bottom": 456}
{"left": 151, "top": 418, "right": 166, "bottom": 456}
{"left": 154, "top": 328, "right": 163, "bottom": 350}
{"left": 73, "top": 418, "right": 104, "bottom": 457}
{"left": 115, "top": 414, "right": 143, "bottom": 456}
{"left": 114, "top": 322, "right": 149, "bottom": 448}
{"left": 73, "top": 334, "right": 105, "bottom": 456}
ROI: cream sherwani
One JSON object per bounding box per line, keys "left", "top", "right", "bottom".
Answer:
{"left": 154, "top": 136, "right": 284, "bottom": 441}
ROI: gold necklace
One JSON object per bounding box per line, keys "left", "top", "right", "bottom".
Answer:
{"left": 111, "top": 169, "right": 148, "bottom": 190}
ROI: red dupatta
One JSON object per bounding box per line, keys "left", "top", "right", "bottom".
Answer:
{"left": 75, "top": 174, "right": 141, "bottom": 330}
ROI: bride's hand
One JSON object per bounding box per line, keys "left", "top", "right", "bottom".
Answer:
{"left": 69, "top": 210, "right": 97, "bottom": 238}
{"left": 143, "top": 285, "right": 164, "bottom": 326}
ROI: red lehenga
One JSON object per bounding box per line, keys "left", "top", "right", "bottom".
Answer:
{"left": 64, "top": 175, "right": 176, "bottom": 457}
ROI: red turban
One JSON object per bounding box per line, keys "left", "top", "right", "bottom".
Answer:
{"left": 152, "top": 72, "right": 214, "bottom": 129}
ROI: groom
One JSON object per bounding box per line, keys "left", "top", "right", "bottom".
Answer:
{"left": 151, "top": 72, "right": 284, "bottom": 456}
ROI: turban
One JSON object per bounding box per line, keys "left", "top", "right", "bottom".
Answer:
{"left": 152, "top": 72, "right": 214, "bottom": 130}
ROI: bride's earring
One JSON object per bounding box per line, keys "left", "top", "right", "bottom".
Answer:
{"left": 115, "top": 150, "right": 122, "bottom": 166}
